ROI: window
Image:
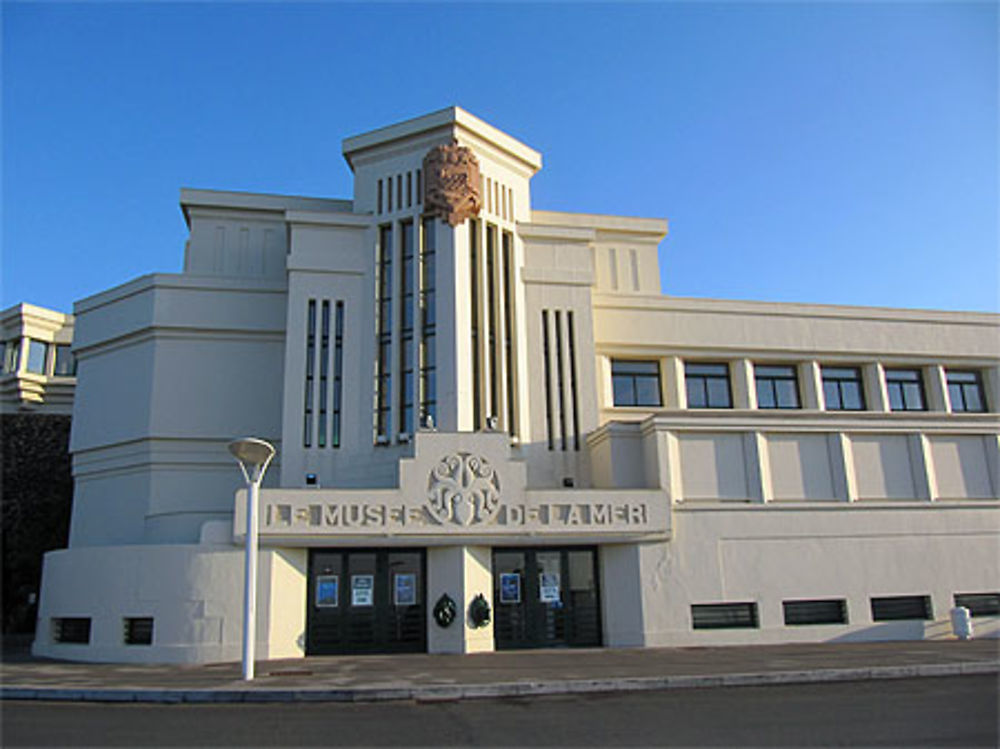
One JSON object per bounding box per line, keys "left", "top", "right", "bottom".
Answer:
{"left": 611, "top": 360, "right": 661, "bottom": 407}
{"left": 885, "top": 368, "right": 925, "bottom": 411}
{"left": 375, "top": 225, "right": 394, "bottom": 439}
{"left": 947, "top": 370, "right": 986, "bottom": 413}
{"left": 755, "top": 365, "right": 800, "bottom": 409}
{"left": 53, "top": 345, "right": 75, "bottom": 376}
{"left": 502, "top": 231, "right": 517, "bottom": 437}
{"left": 52, "top": 617, "right": 91, "bottom": 644}
{"left": 822, "top": 366, "right": 865, "bottom": 411}
{"left": 953, "top": 593, "right": 1000, "bottom": 617}
{"left": 1, "top": 340, "right": 18, "bottom": 374}
{"left": 783, "top": 599, "right": 848, "bottom": 626}
{"left": 25, "top": 338, "right": 48, "bottom": 375}
{"left": 691, "top": 602, "right": 758, "bottom": 629}
{"left": 318, "top": 302, "right": 330, "bottom": 448}
{"left": 123, "top": 617, "right": 154, "bottom": 645}
{"left": 542, "top": 311, "right": 554, "bottom": 449}
{"left": 303, "top": 300, "right": 317, "bottom": 447}
{"left": 332, "top": 302, "right": 344, "bottom": 448}
{"left": 870, "top": 595, "right": 932, "bottom": 621}
{"left": 399, "top": 221, "right": 415, "bottom": 437}
{"left": 419, "top": 218, "right": 436, "bottom": 427}
{"left": 685, "top": 362, "right": 731, "bottom": 409}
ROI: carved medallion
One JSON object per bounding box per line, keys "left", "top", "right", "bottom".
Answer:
{"left": 426, "top": 452, "right": 501, "bottom": 526}
{"left": 423, "top": 142, "right": 483, "bottom": 226}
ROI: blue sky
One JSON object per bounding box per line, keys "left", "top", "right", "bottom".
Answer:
{"left": 3, "top": 2, "right": 997, "bottom": 314}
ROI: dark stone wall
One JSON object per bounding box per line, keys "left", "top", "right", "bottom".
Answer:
{"left": 1, "top": 413, "right": 73, "bottom": 633}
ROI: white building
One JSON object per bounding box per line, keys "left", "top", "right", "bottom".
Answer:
{"left": 35, "top": 107, "right": 999, "bottom": 663}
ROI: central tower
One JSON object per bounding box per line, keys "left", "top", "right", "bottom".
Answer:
{"left": 342, "top": 107, "right": 543, "bottom": 440}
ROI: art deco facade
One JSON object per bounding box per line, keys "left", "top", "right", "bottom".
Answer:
{"left": 35, "top": 108, "right": 999, "bottom": 663}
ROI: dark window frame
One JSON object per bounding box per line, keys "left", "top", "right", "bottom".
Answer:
{"left": 755, "top": 364, "right": 801, "bottom": 409}
{"left": 123, "top": 617, "right": 154, "bottom": 645}
{"left": 611, "top": 359, "right": 662, "bottom": 408}
{"left": 782, "top": 599, "right": 848, "bottom": 626}
{"left": 870, "top": 595, "right": 932, "bottom": 621}
{"left": 953, "top": 593, "right": 1000, "bottom": 617}
{"left": 685, "top": 362, "right": 732, "bottom": 409}
{"left": 822, "top": 366, "right": 866, "bottom": 411}
{"left": 691, "top": 602, "right": 759, "bottom": 630}
{"left": 946, "top": 370, "right": 987, "bottom": 413}
{"left": 885, "top": 368, "right": 926, "bottom": 412}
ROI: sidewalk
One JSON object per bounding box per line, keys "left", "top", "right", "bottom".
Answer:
{"left": 2, "top": 637, "right": 997, "bottom": 704}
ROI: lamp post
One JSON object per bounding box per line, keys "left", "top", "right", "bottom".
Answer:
{"left": 228, "top": 437, "right": 275, "bottom": 681}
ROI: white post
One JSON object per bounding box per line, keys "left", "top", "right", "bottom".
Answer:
{"left": 243, "top": 471, "right": 260, "bottom": 681}
{"left": 228, "top": 437, "right": 275, "bottom": 683}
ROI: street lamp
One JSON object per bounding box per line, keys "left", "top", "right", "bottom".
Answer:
{"left": 228, "top": 437, "right": 275, "bottom": 681}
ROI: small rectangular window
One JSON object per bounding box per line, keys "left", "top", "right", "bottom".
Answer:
{"left": 123, "top": 617, "right": 154, "bottom": 645}
{"left": 377, "top": 179, "right": 383, "bottom": 214}
{"left": 953, "top": 593, "right": 1000, "bottom": 617}
{"left": 885, "top": 368, "right": 926, "bottom": 411}
{"left": 870, "top": 595, "right": 932, "bottom": 621}
{"left": 783, "top": 599, "right": 848, "bottom": 626}
{"left": 2, "top": 340, "right": 19, "bottom": 374}
{"left": 822, "top": 366, "right": 866, "bottom": 411}
{"left": 685, "top": 362, "right": 732, "bottom": 409}
{"left": 611, "top": 360, "right": 662, "bottom": 407}
{"left": 53, "top": 617, "right": 91, "bottom": 644}
{"left": 691, "top": 602, "right": 758, "bottom": 629}
{"left": 946, "top": 370, "right": 986, "bottom": 413}
{"left": 755, "top": 364, "right": 800, "bottom": 409}
{"left": 53, "top": 345, "right": 76, "bottom": 376}
{"left": 25, "top": 338, "right": 48, "bottom": 374}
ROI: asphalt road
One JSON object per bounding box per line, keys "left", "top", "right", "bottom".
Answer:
{"left": 3, "top": 675, "right": 996, "bottom": 747}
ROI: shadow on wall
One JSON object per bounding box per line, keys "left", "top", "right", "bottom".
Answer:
{"left": 829, "top": 618, "right": 1000, "bottom": 642}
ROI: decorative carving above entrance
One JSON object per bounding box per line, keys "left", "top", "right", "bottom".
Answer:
{"left": 426, "top": 452, "right": 501, "bottom": 526}
{"left": 423, "top": 142, "right": 483, "bottom": 226}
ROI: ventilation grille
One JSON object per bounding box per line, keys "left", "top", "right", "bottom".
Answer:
{"left": 691, "top": 602, "right": 758, "bottom": 630}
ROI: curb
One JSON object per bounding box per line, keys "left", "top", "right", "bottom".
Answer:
{"left": 2, "top": 660, "right": 997, "bottom": 704}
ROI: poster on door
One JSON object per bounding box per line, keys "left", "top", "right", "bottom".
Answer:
{"left": 539, "top": 572, "right": 561, "bottom": 603}
{"left": 499, "top": 573, "right": 521, "bottom": 604}
{"left": 315, "top": 575, "right": 338, "bottom": 608}
{"left": 394, "top": 573, "right": 416, "bottom": 606}
{"left": 351, "top": 574, "right": 374, "bottom": 606}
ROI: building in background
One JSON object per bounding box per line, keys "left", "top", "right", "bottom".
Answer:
{"left": 1, "top": 303, "right": 76, "bottom": 632}
{"left": 34, "top": 107, "right": 999, "bottom": 663}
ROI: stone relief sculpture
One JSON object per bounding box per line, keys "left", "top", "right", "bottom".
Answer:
{"left": 426, "top": 452, "right": 501, "bottom": 526}
{"left": 422, "top": 141, "right": 483, "bottom": 226}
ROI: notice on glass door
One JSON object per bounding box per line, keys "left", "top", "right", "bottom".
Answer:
{"left": 394, "top": 573, "right": 416, "bottom": 606}
{"left": 315, "top": 575, "right": 338, "bottom": 608}
{"left": 539, "top": 572, "right": 561, "bottom": 603}
{"left": 500, "top": 573, "right": 521, "bottom": 604}
{"left": 351, "top": 574, "right": 374, "bottom": 607}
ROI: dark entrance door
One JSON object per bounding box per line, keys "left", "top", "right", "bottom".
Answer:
{"left": 306, "top": 548, "right": 426, "bottom": 655}
{"left": 493, "top": 547, "right": 601, "bottom": 650}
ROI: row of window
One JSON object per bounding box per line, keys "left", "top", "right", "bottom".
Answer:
{"left": 50, "top": 590, "right": 999, "bottom": 644}
{"left": 691, "top": 592, "right": 999, "bottom": 630}
{"left": 1, "top": 338, "right": 75, "bottom": 377}
{"left": 469, "top": 219, "right": 519, "bottom": 436}
{"left": 611, "top": 359, "right": 990, "bottom": 413}
{"left": 51, "top": 616, "right": 153, "bottom": 645}
{"left": 376, "top": 170, "right": 422, "bottom": 215}
{"left": 483, "top": 176, "right": 515, "bottom": 221}
{"left": 542, "top": 309, "right": 581, "bottom": 452}
{"left": 302, "top": 299, "right": 345, "bottom": 449}
{"left": 374, "top": 218, "right": 438, "bottom": 442}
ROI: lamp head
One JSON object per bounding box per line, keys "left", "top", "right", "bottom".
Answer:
{"left": 228, "top": 438, "right": 275, "bottom": 482}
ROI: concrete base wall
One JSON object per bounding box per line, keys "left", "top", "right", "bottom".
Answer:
{"left": 33, "top": 544, "right": 306, "bottom": 664}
